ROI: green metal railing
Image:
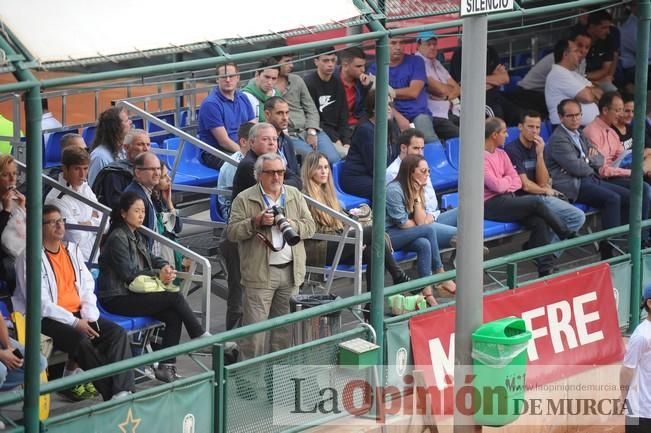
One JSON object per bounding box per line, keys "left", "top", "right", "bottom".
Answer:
{"left": 0, "top": 1, "right": 645, "bottom": 432}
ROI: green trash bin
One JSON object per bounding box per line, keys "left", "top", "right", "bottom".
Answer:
{"left": 471, "top": 316, "right": 532, "bottom": 427}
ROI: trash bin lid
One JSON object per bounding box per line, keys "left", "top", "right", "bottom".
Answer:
{"left": 471, "top": 316, "right": 532, "bottom": 345}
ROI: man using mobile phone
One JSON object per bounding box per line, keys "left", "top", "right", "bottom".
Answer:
{"left": 13, "top": 205, "right": 134, "bottom": 401}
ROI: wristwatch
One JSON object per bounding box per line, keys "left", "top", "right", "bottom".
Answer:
{"left": 307, "top": 129, "right": 317, "bottom": 136}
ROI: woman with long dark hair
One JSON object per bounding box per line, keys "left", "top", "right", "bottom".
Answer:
{"left": 98, "top": 191, "right": 206, "bottom": 383}
{"left": 386, "top": 154, "right": 456, "bottom": 305}
{"left": 302, "top": 152, "right": 410, "bottom": 290}
{"left": 88, "top": 107, "right": 132, "bottom": 186}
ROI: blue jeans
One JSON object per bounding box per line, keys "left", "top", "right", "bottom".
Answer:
{"left": 433, "top": 208, "right": 458, "bottom": 249}
{"left": 290, "top": 132, "right": 341, "bottom": 164}
{"left": 0, "top": 338, "right": 47, "bottom": 391}
{"left": 412, "top": 114, "right": 439, "bottom": 143}
{"left": 386, "top": 224, "right": 443, "bottom": 277}
{"left": 542, "top": 196, "right": 586, "bottom": 258}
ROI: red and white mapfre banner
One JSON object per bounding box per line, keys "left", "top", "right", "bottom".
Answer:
{"left": 410, "top": 263, "right": 624, "bottom": 404}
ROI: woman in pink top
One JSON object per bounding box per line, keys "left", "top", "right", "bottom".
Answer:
{"left": 483, "top": 117, "right": 574, "bottom": 277}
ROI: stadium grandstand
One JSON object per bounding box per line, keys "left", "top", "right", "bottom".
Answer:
{"left": 0, "top": 0, "right": 649, "bottom": 432}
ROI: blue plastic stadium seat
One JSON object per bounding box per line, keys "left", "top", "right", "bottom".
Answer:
{"left": 44, "top": 128, "right": 79, "bottom": 168}
{"left": 444, "top": 137, "right": 460, "bottom": 170}
{"left": 540, "top": 120, "right": 553, "bottom": 143}
{"left": 441, "top": 192, "right": 523, "bottom": 238}
{"left": 503, "top": 75, "right": 523, "bottom": 94}
{"left": 148, "top": 113, "right": 176, "bottom": 143}
{"left": 81, "top": 126, "right": 96, "bottom": 146}
{"left": 209, "top": 195, "right": 226, "bottom": 223}
{"left": 506, "top": 126, "right": 520, "bottom": 141}
{"left": 392, "top": 250, "right": 417, "bottom": 262}
{"left": 423, "top": 141, "right": 458, "bottom": 191}
{"left": 163, "top": 137, "right": 220, "bottom": 186}
{"left": 331, "top": 161, "right": 370, "bottom": 210}
{"left": 131, "top": 118, "right": 144, "bottom": 130}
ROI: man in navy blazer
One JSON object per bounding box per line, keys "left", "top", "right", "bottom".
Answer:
{"left": 123, "top": 151, "right": 161, "bottom": 247}
{"left": 544, "top": 98, "right": 630, "bottom": 259}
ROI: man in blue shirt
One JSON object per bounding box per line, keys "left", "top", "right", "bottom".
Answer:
{"left": 369, "top": 38, "right": 438, "bottom": 143}
{"left": 198, "top": 63, "right": 256, "bottom": 169}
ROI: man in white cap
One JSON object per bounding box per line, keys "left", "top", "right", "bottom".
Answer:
{"left": 620, "top": 284, "right": 651, "bottom": 432}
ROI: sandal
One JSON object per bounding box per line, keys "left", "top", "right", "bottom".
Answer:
{"left": 435, "top": 280, "right": 456, "bottom": 298}
{"left": 420, "top": 286, "right": 438, "bottom": 307}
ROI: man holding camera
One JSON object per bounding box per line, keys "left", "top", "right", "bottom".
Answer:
{"left": 227, "top": 153, "right": 315, "bottom": 360}
{"left": 504, "top": 110, "right": 586, "bottom": 248}
{"left": 14, "top": 204, "right": 134, "bottom": 401}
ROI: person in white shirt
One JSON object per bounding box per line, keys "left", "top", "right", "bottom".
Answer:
{"left": 545, "top": 38, "right": 602, "bottom": 126}
{"left": 44, "top": 146, "right": 101, "bottom": 261}
{"left": 620, "top": 284, "right": 651, "bottom": 433}
{"left": 385, "top": 128, "right": 457, "bottom": 248}
{"left": 41, "top": 98, "right": 63, "bottom": 144}
{"left": 414, "top": 31, "right": 460, "bottom": 141}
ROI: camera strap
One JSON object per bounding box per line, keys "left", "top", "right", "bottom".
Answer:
{"left": 255, "top": 231, "right": 287, "bottom": 252}
{"left": 258, "top": 185, "right": 287, "bottom": 252}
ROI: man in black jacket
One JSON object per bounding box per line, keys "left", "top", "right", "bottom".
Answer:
{"left": 304, "top": 46, "right": 349, "bottom": 158}
{"left": 232, "top": 123, "right": 302, "bottom": 200}
{"left": 264, "top": 97, "right": 300, "bottom": 173}
{"left": 92, "top": 129, "right": 151, "bottom": 208}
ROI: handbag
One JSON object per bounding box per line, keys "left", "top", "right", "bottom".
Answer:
{"left": 348, "top": 204, "right": 373, "bottom": 227}
{"left": 128, "top": 275, "right": 179, "bottom": 293}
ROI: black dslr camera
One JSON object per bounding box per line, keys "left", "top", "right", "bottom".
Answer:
{"left": 270, "top": 205, "right": 300, "bottom": 246}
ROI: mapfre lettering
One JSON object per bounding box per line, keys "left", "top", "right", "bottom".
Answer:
{"left": 521, "top": 291, "right": 604, "bottom": 362}
{"left": 464, "top": 0, "right": 511, "bottom": 15}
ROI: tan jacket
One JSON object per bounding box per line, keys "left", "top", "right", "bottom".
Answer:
{"left": 226, "top": 185, "right": 316, "bottom": 289}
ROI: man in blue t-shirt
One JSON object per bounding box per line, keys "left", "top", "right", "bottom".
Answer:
{"left": 198, "top": 63, "right": 257, "bottom": 169}
{"left": 369, "top": 38, "right": 438, "bottom": 143}
{"left": 504, "top": 110, "right": 585, "bottom": 252}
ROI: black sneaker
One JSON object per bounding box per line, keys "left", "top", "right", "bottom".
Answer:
{"left": 154, "top": 364, "right": 182, "bottom": 383}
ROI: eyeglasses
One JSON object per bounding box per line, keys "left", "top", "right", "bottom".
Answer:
{"left": 262, "top": 169, "right": 286, "bottom": 176}
{"left": 43, "top": 218, "right": 66, "bottom": 227}
{"left": 563, "top": 112, "right": 582, "bottom": 119}
{"left": 137, "top": 166, "right": 162, "bottom": 172}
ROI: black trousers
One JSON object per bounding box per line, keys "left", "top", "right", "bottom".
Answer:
{"left": 102, "top": 292, "right": 204, "bottom": 364}
{"left": 41, "top": 316, "right": 134, "bottom": 401}
{"left": 485, "top": 193, "right": 569, "bottom": 274}
{"left": 625, "top": 416, "right": 651, "bottom": 433}
{"left": 220, "top": 235, "right": 243, "bottom": 330}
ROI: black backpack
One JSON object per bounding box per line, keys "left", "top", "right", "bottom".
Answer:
{"left": 91, "top": 159, "right": 134, "bottom": 208}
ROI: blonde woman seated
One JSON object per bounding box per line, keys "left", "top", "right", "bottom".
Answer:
{"left": 386, "top": 154, "right": 456, "bottom": 305}
{"left": 301, "top": 152, "right": 410, "bottom": 290}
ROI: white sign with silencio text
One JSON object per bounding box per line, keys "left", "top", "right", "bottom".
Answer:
{"left": 460, "top": 0, "right": 514, "bottom": 17}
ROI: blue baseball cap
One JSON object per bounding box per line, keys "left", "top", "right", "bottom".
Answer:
{"left": 416, "top": 31, "right": 438, "bottom": 43}
{"left": 644, "top": 285, "right": 651, "bottom": 301}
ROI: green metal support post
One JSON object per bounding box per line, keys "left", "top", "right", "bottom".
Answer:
{"left": 23, "top": 88, "right": 43, "bottom": 433}
{"left": 0, "top": 35, "right": 43, "bottom": 433}
{"left": 629, "top": 0, "right": 651, "bottom": 332}
{"left": 369, "top": 32, "right": 389, "bottom": 385}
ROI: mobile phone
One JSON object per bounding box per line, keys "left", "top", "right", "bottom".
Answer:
{"left": 12, "top": 348, "right": 23, "bottom": 359}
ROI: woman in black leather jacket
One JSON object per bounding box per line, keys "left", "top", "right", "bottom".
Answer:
{"left": 98, "top": 191, "right": 206, "bottom": 383}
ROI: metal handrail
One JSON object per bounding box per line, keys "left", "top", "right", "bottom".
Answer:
{"left": 0, "top": 220, "right": 641, "bottom": 408}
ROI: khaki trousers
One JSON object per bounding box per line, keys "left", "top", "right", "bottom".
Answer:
{"left": 239, "top": 264, "right": 298, "bottom": 361}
